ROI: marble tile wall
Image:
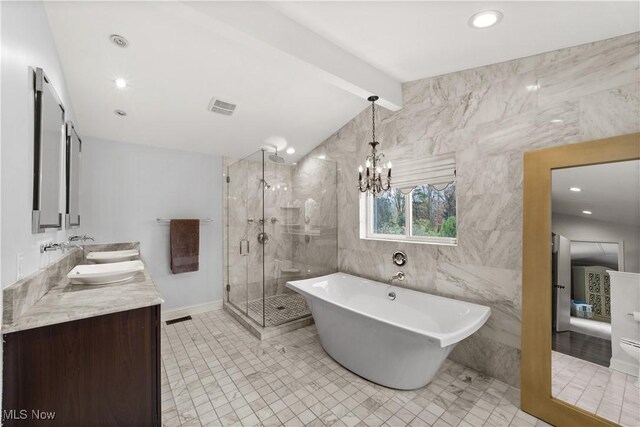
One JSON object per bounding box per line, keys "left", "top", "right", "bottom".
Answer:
{"left": 2, "top": 248, "right": 83, "bottom": 326}
{"left": 263, "top": 160, "right": 296, "bottom": 297}
{"left": 224, "top": 152, "right": 339, "bottom": 311}
{"left": 2, "top": 241, "right": 141, "bottom": 327}
{"left": 288, "top": 157, "right": 339, "bottom": 280}
{"left": 300, "top": 33, "right": 640, "bottom": 386}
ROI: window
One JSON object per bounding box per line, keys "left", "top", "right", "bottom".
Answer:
{"left": 361, "top": 154, "right": 457, "bottom": 245}
{"left": 372, "top": 187, "right": 406, "bottom": 236}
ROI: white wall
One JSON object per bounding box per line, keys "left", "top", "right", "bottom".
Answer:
{"left": 81, "top": 137, "right": 224, "bottom": 310}
{"left": 1, "top": 0, "right": 77, "bottom": 289}
{"left": 553, "top": 213, "right": 640, "bottom": 274}
{"left": 1, "top": 0, "right": 79, "bottom": 409}
{"left": 0, "top": 0, "right": 224, "bottom": 311}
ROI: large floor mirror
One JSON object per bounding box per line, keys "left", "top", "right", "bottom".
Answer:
{"left": 522, "top": 133, "right": 640, "bottom": 427}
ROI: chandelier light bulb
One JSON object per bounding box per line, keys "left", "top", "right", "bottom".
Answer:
{"left": 358, "top": 165, "right": 364, "bottom": 173}
{"left": 387, "top": 161, "right": 392, "bottom": 169}
{"left": 365, "top": 159, "right": 371, "bottom": 168}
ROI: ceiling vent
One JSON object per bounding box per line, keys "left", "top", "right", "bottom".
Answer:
{"left": 109, "top": 34, "right": 129, "bottom": 48}
{"left": 208, "top": 98, "right": 236, "bottom": 116}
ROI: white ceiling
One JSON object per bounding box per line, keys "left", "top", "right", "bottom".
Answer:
{"left": 44, "top": 1, "right": 640, "bottom": 159}
{"left": 552, "top": 160, "right": 640, "bottom": 227}
{"left": 270, "top": 1, "right": 640, "bottom": 82}
{"left": 44, "top": 1, "right": 368, "bottom": 161}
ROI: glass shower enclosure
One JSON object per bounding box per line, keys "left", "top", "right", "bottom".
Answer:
{"left": 225, "top": 149, "right": 337, "bottom": 328}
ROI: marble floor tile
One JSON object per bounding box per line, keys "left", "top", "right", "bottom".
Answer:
{"left": 552, "top": 350, "right": 639, "bottom": 427}
{"left": 161, "top": 308, "right": 551, "bottom": 426}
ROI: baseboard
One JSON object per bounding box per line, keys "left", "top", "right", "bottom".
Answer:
{"left": 162, "top": 299, "right": 223, "bottom": 322}
{"left": 609, "top": 357, "right": 639, "bottom": 376}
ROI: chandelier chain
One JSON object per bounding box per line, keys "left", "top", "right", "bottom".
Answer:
{"left": 371, "top": 99, "right": 376, "bottom": 143}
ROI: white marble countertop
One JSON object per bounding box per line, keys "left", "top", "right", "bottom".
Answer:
{"left": 2, "top": 259, "right": 164, "bottom": 334}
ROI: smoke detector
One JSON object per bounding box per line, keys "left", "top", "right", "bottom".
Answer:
{"left": 208, "top": 97, "right": 236, "bottom": 116}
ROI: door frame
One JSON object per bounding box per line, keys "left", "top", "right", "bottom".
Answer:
{"left": 569, "top": 239, "right": 625, "bottom": 272}
{"left": 521, "top": 133, "right": 639, "bottom": 426}
{"left": 553, "top": 234, "right": 572, "bottom": 332}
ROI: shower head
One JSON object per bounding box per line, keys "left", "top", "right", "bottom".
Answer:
{"left": 269, "top": 154, "right": 285, "bottom": 163}
{"left": 268, "top": 148, "right": 285, "bottom": 163}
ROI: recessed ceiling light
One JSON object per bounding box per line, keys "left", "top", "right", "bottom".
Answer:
{"left": 582, "top": 210, "right": 592, "bottom": 215}
{"left": 110, "top": 34, "right": 129, "bottom": 48}
{"left": 318, "top": 155, "right": 326, "bottom": 160}
{"left": 286, "top": 147, "right": 295, "bottom": 154}
{"left": 469, "top": 10, "right": 503, "bottom": 29}
{"left": 569, "top": 187, "right": 582, "bottom": 192}
{"left": 114, "top": 78, "right": 127, "bottom": 89}
{"left": 550, "top": 119, "right": 564, "bottom": 124}
{"left": 526, "top": 84, "right": 540, "bottom": 92}
{"left": 114, "top": 109, "right": 127, "bottom": 117}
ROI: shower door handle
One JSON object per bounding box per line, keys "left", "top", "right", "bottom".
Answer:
{"left": 239, "top": 239, "right": 249, "bottom": 255}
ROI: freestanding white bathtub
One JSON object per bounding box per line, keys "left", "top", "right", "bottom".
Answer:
{"left": 287, "top": 272, "right": 491, "bottom": 390}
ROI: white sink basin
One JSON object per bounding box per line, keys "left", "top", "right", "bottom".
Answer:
{"left": 67, "top": 260, "right": 144, "bottom": 285}
{"left": 86, "top": 249, "right": 139, "bottom": 264}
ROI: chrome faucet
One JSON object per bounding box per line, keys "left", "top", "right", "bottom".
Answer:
{"left": 40, "top": 242, "right": 64, "bottom": 253}
{"left": 389, "top": 271, "right": 405, "bottom": 284}
{"left": 40, "top": 235, "right": 94, "bottom": 253}
{"left": 68, "top": 234, "right": 95, "bottom": 243}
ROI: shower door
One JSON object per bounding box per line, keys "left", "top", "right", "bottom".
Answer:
{"left": 226, "top": 151, "right": 265, "bottom": 324}
{"left": 226, "top": 149, "right": 337, "bottom": 328}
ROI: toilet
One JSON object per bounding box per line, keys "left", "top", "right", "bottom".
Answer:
{"left": 620, "top": 337, "right": 640, "bottom": 387}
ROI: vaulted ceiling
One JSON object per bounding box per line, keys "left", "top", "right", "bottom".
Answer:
{"left": 44, "top": 1, "right": 640, "bottom": 160}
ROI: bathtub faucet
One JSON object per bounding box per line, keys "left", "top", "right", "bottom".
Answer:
{"left": 389, "top": 271, "right": 405, "bottom": 284}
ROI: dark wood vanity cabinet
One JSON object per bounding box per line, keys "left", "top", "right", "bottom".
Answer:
{"left": 3, "top": 305, "right": 161, "bottom": 426}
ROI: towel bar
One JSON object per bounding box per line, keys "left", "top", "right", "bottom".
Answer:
{"left": 156, "top": 218, "right": 213, "bottom": 224}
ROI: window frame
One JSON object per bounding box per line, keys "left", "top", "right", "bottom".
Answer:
{"left": 360, "top": 184, "right": 457, "bottom": 246}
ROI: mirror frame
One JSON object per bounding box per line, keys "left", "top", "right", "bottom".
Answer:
{"left": 65, "top": 121, "right": 81, "bottom": 228}
{"left": 32, "top": 67, "right": 64, "bottom": 233}
{"left": 521, "top": 133, "right": 640, "bottom": 426}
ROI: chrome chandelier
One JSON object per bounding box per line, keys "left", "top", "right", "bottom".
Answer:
{"left": 358, "top": 95, "right": 391, "bottom": 196}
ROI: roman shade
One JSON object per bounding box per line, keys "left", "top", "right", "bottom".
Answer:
{"left": 392, "top": 153, "right": 456, "bottom": 194}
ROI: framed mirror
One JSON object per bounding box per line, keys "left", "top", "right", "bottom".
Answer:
{"left": 522, "top": 133, "right": 640, "bottom": 427}
{"left": 32, "top": 67, "right": 64, "bottom": 233}
{"left": 65, "top": 122, "right": 81, "bottom": 228}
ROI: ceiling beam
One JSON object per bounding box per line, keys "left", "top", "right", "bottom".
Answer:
{"left": 176, "top": 1, "right": 402, "bottom": 111}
